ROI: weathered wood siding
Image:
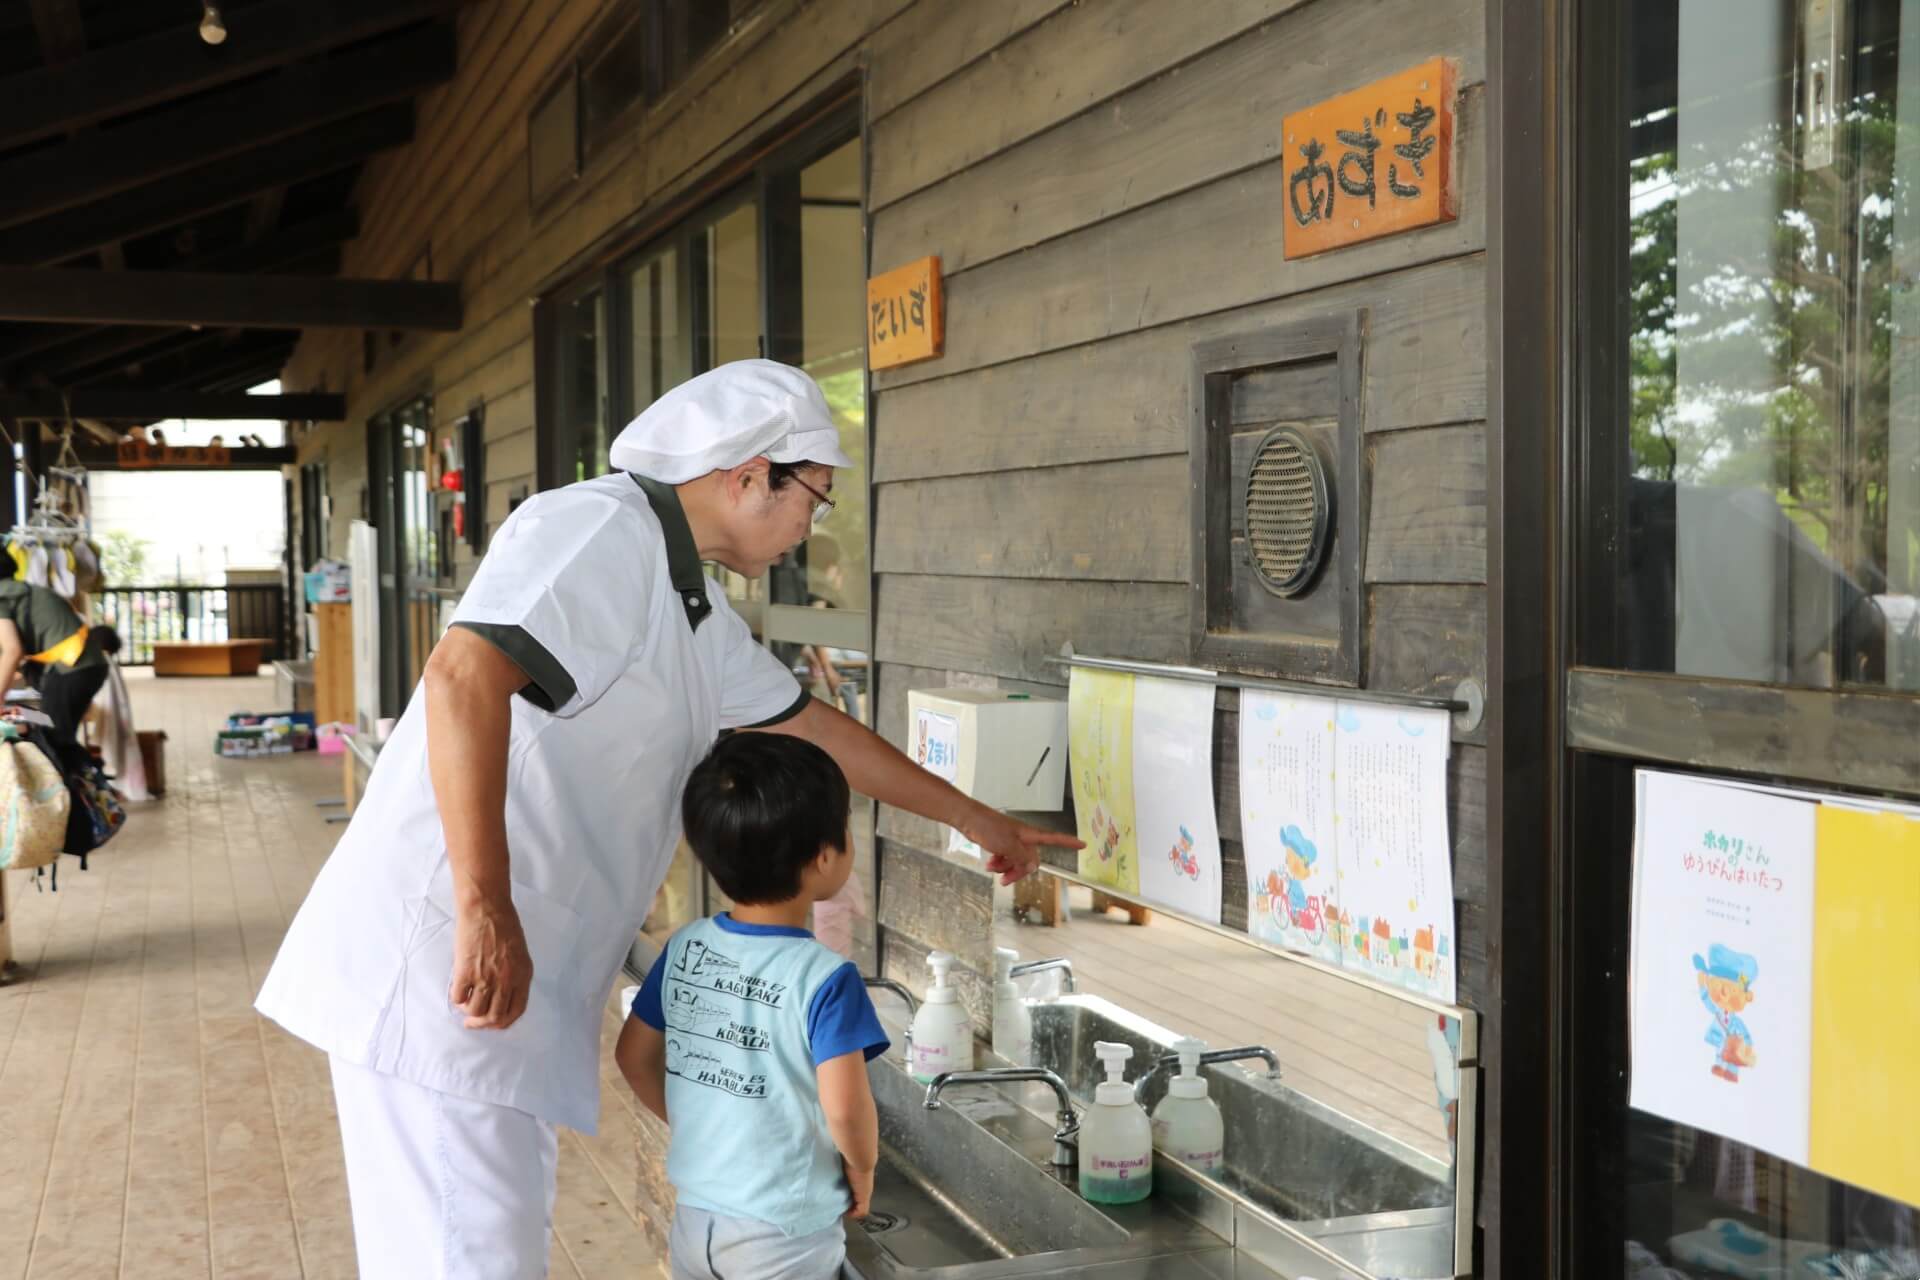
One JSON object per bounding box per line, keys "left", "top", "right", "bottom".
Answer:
{"left": 862, "top": 0, "right": 1489, "bottom": 1002}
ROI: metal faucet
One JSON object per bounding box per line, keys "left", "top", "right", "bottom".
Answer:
{"left": 925, "top": 1067, "right": 1081, "bottom": 1167}
{"left": 1134, "top": 1045, "right": 1281, "bottom": 1105}
{"left": 862, "top": 975, "right": 919, "bottom": 1017}
{"left": 1007, "top": 956, "right": 1076, "bottom": 993}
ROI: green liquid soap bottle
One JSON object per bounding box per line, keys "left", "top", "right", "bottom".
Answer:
{"left": 1078, "top": 1041, "right": 1153, "bottom": 1204}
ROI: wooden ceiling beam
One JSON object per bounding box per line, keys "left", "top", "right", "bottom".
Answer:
{"left": 0, "top": 25, "right": 453, "bottom": 232}
{"left": 0, "top": 267, "right": 461, "bottom": 332}
{"left": 0, "top": 104, "right": 412, "bottom": 266}
{"left": 151, "top": 332, "right": 303, "bottom": 392}
{"left": 0, "top": 0, "right": 470, "bottom": 149}
{"left": 0, "top": 390, "right": 344, "bottom": 422}
{"left": 0, "top": 211, "right": 364, "bottom": 370}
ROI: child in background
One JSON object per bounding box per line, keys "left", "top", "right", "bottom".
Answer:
{"left": 617, "top": 732, "right": 888, "bottom": 1280}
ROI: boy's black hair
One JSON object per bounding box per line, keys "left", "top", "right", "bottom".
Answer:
{"left": 89, "top": 625, "right": 122, "bottom": 657}
{"left": 681, "top": 731, "right": 850, "bottom": 905}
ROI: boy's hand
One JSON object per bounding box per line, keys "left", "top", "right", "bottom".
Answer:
{"left": 844, "top": 1160, "right": 874, "bottom": 1220}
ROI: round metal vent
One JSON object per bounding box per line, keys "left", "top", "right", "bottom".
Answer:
{"left": 1243, "top": 425, "right": 1332, "bottom": 597}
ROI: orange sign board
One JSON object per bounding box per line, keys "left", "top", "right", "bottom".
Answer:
{"left": 116, "top": 442, "right": 232, "bottom": 468}
{"left": 1281, "top": 58, "right": 1457, "bottom": 260}
{"left": 866, "top": 256, "right": 943, "bottom": 370}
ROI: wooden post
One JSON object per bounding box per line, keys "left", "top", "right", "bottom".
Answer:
{"left": 1013, "top": 872, "right": 1064, "bottom": 926}
{"left": 1090, "top": 891, "right": 1153, "bottom": 926}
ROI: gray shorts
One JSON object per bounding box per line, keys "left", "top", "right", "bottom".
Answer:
{"left": 669, "top": 1205, "right": 846, "bottom": 1280}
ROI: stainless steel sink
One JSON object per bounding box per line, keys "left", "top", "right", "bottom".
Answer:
{"left": 843, "top": 1054, "right": 1236, "bottom": 1279}
{"left": 1023, "top": 996, "right": 1459, "bottom": 1279}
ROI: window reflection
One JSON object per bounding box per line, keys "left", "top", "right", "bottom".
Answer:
{"left": 1620, "top": 0, "right": 1920, "bottom": 690}
{"left": 1607, "top": 0, "right": 1920, "bottom": 1270}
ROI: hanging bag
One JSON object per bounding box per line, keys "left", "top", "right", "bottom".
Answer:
{"left": 0, "top": 735, "right": 71, "bottom": 872}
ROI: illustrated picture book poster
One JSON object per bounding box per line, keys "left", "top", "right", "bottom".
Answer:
{"left": 1132, "top": 676, "right": 1224, "bottom": 924}
{"left": 1629, "top": 770, "right": 1817, "bottom": 1166}
{"left": 1068, "top": 667, "right": 1139, "bottom": 893}
{"left": 1331, "top": 702, "right": 1457, "bottom": 1002}
{"left": 1810, "top": 803, "right": 1920, "bottom": 1209}
{"left": 1239, "top": 689, "right": 1342, "bottom": 963}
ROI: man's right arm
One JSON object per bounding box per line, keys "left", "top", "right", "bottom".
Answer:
{"left": 424, "top": 626, "right": 534, "bottom": 1030}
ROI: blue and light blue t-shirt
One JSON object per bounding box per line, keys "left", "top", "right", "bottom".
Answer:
{"left": 632, "top": 914, "right": 889, "bottom": 1235}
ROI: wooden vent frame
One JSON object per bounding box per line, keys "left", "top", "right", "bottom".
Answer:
{"left": 1188, "top": 310, "right": 1368, "bottom": 683}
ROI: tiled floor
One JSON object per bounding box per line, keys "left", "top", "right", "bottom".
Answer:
{"left": 0, "top": 672, "right": 662, "bottom": 1279}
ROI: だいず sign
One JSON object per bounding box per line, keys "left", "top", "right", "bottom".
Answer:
{"left": 866, "top": 256, "right": 943, "bottom": 370}
{"left": 1281, "top": 58, "right": 1458, "bottom": 260}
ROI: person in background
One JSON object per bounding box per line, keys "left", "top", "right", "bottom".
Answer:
{"left": 0, "top": 578, "right": 120, "bottom": 742}
{"left": 619, "top": 732, "right": 885, "bottom": 1279}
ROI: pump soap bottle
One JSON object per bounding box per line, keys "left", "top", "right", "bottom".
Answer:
{"left": 1079, "top": 1041, "right": 1153, "bottom": 1204}
{"left": 991, "top": 947, "right": 1033, "bottom": 1067}
{"left": 1150, "top": 1038, "right": 1225, "bottom": 1174}
{"left": 909, "top": 951, "right": 975, "bottom": 1084}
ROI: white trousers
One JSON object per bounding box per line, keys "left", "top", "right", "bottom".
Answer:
{"left": 329, "top": 1055, "right": 560, "bottom": 1279}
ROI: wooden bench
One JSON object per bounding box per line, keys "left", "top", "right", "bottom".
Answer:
{"left": 152, "top": 639, "right": 266, "bottom": 677}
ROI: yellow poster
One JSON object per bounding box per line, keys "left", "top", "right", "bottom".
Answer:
{"left": 1069, "top": 669, "right": 1138, "bottom": 894}
{"left": 1810, "top": 804, "right": 1920, "bottom": 1209}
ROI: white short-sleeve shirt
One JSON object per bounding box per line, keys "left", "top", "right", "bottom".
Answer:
{"left": 255, "top": 472, "right": 805, "bottom": 1132}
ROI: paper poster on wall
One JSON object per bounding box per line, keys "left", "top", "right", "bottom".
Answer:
{"left": 1239, "top": 689, "right": 1342, "bottom": 962}
{"left": 1810, "top": 804, "right": 1920, "bottom": 1209}
{"left": 1132, "top": 677, "right": 1223, "bottom": 924}
{"left": 1068, "top": 668, "right": 1138, "bottom": 893}
{"left": 1629, "top": 771, "right": 1816, "bottom": 1167}
{"left": 1332, "top": 702, "right": 1457, "bottom": 1002}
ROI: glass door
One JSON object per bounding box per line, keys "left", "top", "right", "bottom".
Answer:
{"left": 1568, "top": 0, "right": 1920, "bottom": 1269}
{"left": 367, "top": 393, "right": 434, "bottom": 714}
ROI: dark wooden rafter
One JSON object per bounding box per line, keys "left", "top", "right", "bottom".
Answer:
{"left": 0, "top": 0, "right": 471, "bottom": 149}
{"left": 0, "top": 267, "right": 462, "bottom": 332}
{"left": 0, "top": 211, "right": 364, "bottom": 371}
{"left": 65, "top": 329, "right": 242, "bottom": 387}
{"left": 0, "top": 25, "right": 454, "bottom": 233}
{"left": 0, "top": 390, "right": 344, "bottom": 421}
{"left": 0, "top": 103, "right": 414, "bottom": 266}
{"left": 25, "top": 0, "right": 124, "bottom": 271}
{"left": 155, "top": 332, "right": 302, "bottom": 392}
{"left": 70, "top": 328, "right": 300, "bottom": 390}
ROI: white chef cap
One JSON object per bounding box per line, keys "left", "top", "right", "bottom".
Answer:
{"left": 607, "top": 359, "right": 854, "bottom": 482}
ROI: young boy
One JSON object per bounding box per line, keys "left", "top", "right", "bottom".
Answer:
{"left": 618, "top": 732, "right": 889, "bottom": 1280}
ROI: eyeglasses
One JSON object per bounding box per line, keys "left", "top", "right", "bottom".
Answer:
{"left": 791, "top": 473, "right": 836, "bottom": 526}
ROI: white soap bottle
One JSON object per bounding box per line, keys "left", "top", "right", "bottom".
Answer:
{"left": 991, "top": 947, "right": 1033, "bottom": 1067}
{"left": 1149, "top": 1038, "right": 1225, "bottom": 1174}
{"left": 908, "top": 950, "right": 975, "bottom": 1083}
{"left": 1078, "top": 1041, "right": 1153, "bottom": 1204}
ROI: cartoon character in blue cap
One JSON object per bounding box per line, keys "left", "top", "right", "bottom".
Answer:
{"left": 1280, "top": 825, "right": 1317, "bottom": 917}
{"left": 1694, "top": 944, "right": 1760, "bottom": 1082}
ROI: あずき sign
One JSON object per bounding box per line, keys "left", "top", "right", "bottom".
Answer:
{"left": 1281, "top": 58, "right": 1458, "bottom": 260}
{"left": 867, "top": 256, "right": 943, "bottom": 370}
{"left": 116, "top": 442, "right": 232, "bottom": 468}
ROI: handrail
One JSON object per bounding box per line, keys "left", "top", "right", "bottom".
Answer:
{"left": 1043, "top": 651, "right": 1478, "bottom": 717}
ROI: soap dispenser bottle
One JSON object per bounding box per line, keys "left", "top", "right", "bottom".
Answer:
{"left": 1078, "top": 1041, "right": 1153, "bottom": 1204}
{"left": 1150, "top": 1038, "right": 1225, "bottom": 1174}
{"left": 909, "top": 951, "right": 975, "bottom": 1083}
{"left": 991, "top": 947, "right": 1033, "bottom": 1067}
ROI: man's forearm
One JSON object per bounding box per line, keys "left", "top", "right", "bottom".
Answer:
{"left": 772, "top": 699, "right": 978, "bottom": 829}
{"left": 424, "top": 662, "right": 514, "bottom": 908}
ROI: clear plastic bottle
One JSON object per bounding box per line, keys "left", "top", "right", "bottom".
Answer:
{"left": 908, "top": 950, "right": 975, "bottom": 1083}
{"left": 991, "top": 947, "right": 1033, "bottom": 1067}
{"left": 1149, "top": 1037, "right": 1224, "bottom": 1174}
{"left": 1078, "top": 1041, "right": 1153, "bottom": 1204}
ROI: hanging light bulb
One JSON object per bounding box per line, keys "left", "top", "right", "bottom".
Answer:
{"left": 198, "top": 2, "right": 227, "bottom": 45}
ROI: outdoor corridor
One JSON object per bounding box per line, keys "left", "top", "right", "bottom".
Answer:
{"left": 0, "top": 673, "right": 663, "bottom": 1280}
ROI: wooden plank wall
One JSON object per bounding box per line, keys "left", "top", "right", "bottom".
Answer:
{"left": 861, "top": 0, "right": 1492, "bottom": 1032}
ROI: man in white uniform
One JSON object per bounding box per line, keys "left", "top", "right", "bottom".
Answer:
{"left": 256, "top": 361, "right": 1078, "bottom": 1278}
